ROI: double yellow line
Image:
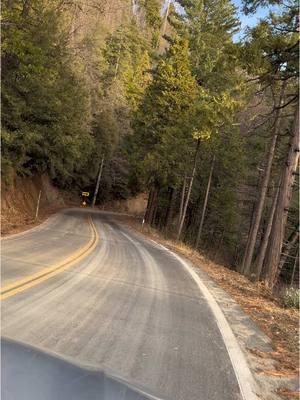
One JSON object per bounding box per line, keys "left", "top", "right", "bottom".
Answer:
{"left": 1, "top": 216, "right": 99, "bottom": 300}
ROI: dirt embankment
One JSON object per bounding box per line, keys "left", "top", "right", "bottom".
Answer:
{"left": 1, "top": 174, "right": 67, "bottom": 235}
{"left": 100, "top": 193, "right": 147, "bottom": 216}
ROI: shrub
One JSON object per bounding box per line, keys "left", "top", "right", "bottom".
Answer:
{"left": 282, "top": 288, "right": 300, "bottom": 309}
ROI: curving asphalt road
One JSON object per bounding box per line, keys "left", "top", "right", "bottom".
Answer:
{"left": 1, "top": 209, "right": 245, "bottom": 400}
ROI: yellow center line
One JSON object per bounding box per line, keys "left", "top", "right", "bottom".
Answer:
{"left": 1, "top": 216, "right": 99, "bottom": 300}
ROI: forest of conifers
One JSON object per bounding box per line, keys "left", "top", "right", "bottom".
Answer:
{"left": 2, "top": 0, "right": 299, "bottom": 290}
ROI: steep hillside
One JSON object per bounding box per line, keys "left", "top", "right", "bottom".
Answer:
{"left": 1, "top": 175, "right": 65, "bottom": 235}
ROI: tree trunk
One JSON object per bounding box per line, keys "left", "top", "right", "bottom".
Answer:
{"left": 144, "top": 187, "right": 153, "bottom": 223}
{"left": 178, "top": 176, "right": 187, "bottom": 230}
{"left": 263, "top": 99, "right": 299, "bottom": 289}
{"left": 92, "top": 157, "right": 104, "bottom": 207}
{"left": 145, "top": 186, "right": 156, "bottom": 224}
{"left": 241, "top": 165, "right": 266, "bottom": 270}
{"left": 162, "top": 0, "right": 171, "bottom": 36}
{"left": 195, "top": 155, "right": 215, "bottom": 249}
{"left": 290, "top": 249, "right": 298, "bottom": 287}
{"left": 176, "top": 140, "right": 200, "bottom": 240}
{"left": 22, "top": 0, "right": 31, "bottom": 17}
{"left": 241, "top": 82, "right": 286, "bottom": 276}
{"left": 213, "top": 229, "right": 225, "bottom": 262}
{"left": 238, "top": 198, "right": 256, "bottom": 272}
{"left": 150, "top": 188, "right": 159, "bottom": 226}
{"left": 252, "top": 182, "right": 280, "bottom": 280}
{"left": 278, "top": 227, "right": 299, "bottom": 274}
{"left": 165, "top": 187, "right": 176, "bottom": 231}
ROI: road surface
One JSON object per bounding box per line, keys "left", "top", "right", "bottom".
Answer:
{"left": 1, "top": 209, "right": 244, "bottom": 400}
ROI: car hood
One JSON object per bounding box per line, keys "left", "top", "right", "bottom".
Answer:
{"left": 1, "top": 337, "right": 164, "bottom": 400}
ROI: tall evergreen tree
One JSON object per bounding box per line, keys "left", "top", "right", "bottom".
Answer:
{"left": 163, "top": 0, "right": 247, "bottom": 248}
{"left": 130, "top": 37, "right": 198, "bottom": 189}
{"left": 2, "top": 0, "right": 93, "bottom": 182}
{"left": 240, "top": 0, "right": 298, "bottom": 286}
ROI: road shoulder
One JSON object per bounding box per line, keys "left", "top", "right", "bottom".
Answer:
{"left": 116, "top": 215, "right": 298, "bottom": 400}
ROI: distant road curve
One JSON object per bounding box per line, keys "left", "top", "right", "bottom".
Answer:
{"left": 1, "top": 208, "right": 257, "bottom": 400}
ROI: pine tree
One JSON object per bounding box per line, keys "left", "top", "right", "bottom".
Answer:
{"left": 2, "top": 0, "right": 93, "bottom": 182}
{"left": 131, "top": 37, "right": 198, "bottom": 186}
{"left": 240, "top": 0, "right": 298, "bottom": 286}
{"left": 165, "top": 0, "right": 247, "bottom": 246}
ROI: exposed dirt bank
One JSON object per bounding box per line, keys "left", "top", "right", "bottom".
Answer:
{"left": 1, "top": 174, "right": 75, "bottom": 236}
{"left": 99, "top": 193, "right": 147, "bottom": 216}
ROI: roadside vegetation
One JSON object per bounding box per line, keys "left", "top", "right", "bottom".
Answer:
{"left": 2, "top": 1, "right": 299, "bottom": 294}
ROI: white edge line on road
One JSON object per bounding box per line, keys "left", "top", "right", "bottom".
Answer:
{"left": 148, "top": 238, "right": 259, "bottom": 400}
